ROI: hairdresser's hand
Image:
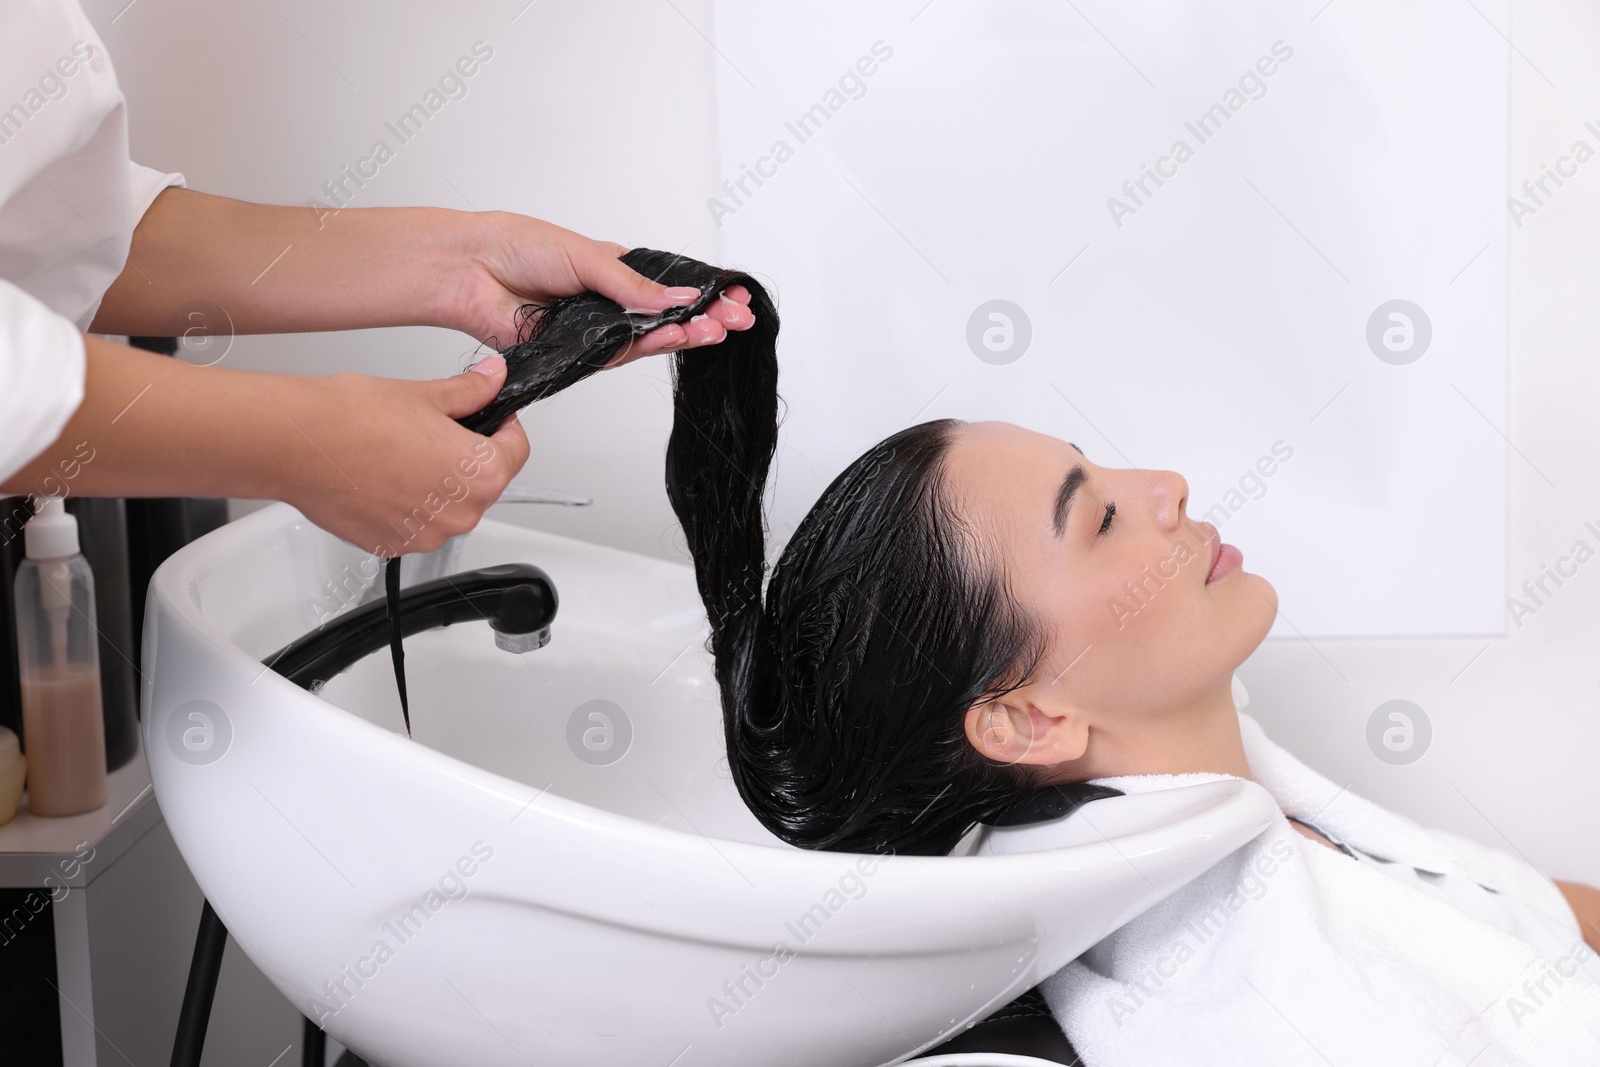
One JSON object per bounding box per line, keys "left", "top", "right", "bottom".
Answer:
{"left": 274, "top": 354, "right": 531, "bottom": 556}
{"left": 448, "top": 213, "right": 754, "bottom": 365}
{"left": 94, "top": 193, "right": 755, "bottom": 360}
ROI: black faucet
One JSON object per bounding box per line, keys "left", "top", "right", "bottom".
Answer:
{"left": 262, "top": 562, "right": 558, "bottom": 696}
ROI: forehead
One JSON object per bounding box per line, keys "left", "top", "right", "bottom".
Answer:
{"left": 942, "top": 422, "right": 1078, "bottom": 528}
{"left": 945, "top": 421, "right": 1075, "bottom": 476}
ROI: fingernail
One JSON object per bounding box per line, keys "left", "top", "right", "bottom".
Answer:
{"left": 471, "top": 353, "right": 505, "bottom": 376}
{"left": 664, "top": 286, "right": 702, "bottom": 303}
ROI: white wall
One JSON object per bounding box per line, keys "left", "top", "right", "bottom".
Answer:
{"left": 711, "top": 0, "right": 1511, "bottom": 639}
{"left": 85, "top": 5, "right": 1600, "bottom": 1057}
{"left": 1243, "top": 0, "right": 1600, "bottom": 889}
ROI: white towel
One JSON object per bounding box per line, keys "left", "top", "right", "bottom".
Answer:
{"left": 1039, "top": 711, "right": 1600, "bottom": 1066}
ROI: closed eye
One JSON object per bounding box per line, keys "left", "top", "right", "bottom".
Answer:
{"left": 1098, "top": 502, "right": 1116, "bottom": 535}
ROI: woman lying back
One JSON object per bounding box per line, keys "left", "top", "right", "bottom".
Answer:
{"left": 762, "top": 418, "right": 1600, "bottom": 1061}
{"left": 484, "top": 250, "right": 1600, "bottom": 1062}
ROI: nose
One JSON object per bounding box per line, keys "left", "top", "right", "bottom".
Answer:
{"left": 1148, "top": 470, "right": 1189, "bottom": 532}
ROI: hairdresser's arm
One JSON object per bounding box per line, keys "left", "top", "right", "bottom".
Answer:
{"left": 89, "top": 187, "right": 752, "bottom": 360}
{"left": 1555, "top": 880, "right": 1600, "bottom": 954}
{"left": 1, "top": 334, "right": 527, "bottom": 556}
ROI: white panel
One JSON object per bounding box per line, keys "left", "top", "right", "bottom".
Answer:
{"left": 712, "top": 0, "right": 1508, "bottom": 637}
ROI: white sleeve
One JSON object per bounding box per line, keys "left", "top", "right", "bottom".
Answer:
{"left": 68, "top": 160, "right": 187, "bottom": 332}
{"left": 127, "top": 159, "right": 187, "bottom": 226}
{"left": 0, "top": 280, "right": 86, "bottom": 485}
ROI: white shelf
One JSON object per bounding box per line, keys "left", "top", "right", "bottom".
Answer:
{"left": 0, "top": 734, "right": 161, "bottom": 888}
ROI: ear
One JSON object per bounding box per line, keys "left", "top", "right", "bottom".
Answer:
{"left": 963, "top": 688, "right": 1090, "bottom": 767}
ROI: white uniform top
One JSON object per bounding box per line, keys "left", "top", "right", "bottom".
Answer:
{"left": 1, "top": 0, "right": 185, "bottom": 483}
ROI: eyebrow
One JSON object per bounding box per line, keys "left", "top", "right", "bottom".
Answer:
{"left": 1053, "top": 465, "right": 1086, "bottom": 537}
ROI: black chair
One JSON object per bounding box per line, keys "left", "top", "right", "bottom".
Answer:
{"left": 920, "top": 986, "right": 1082, "bottom": 1063}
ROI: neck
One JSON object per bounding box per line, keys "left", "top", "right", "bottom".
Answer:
{"left": 1051, "top": 679, "right": 1253, "bottom": 783}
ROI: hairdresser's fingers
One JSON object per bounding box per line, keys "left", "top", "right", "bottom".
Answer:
{"left": 702, "top": 292, "right": 754, "bottom": 333}
{"left": 613, "top": 317, "right": 729, "bottom": 364}
{"left": 574, "top": 241, "right": 702, "bottom": 314}
{"left": 431, "top": 353, "right": 508, "bottom": 420}
{"left": 683, "top": 316, "right": 730, "bottom": 347}
{"left": 477, "top": 415, "right": 532, "bottom": 495}
{"left": 633, "top": 323, "right": 687, "bottom": 356}
{"left": 604, "top": 324, "right": 682, "bottom": 368}
{"left": 611, "top": 296, "right": 759, "bottom": 365}
{"left": 494, "top": 415, "right": 531, "bottom": 476}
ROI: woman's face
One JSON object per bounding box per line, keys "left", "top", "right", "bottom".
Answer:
{"left": 941, "top": 422, "right": 1277, "bottom": 772}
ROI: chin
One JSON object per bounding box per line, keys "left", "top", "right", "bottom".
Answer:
{"left": 1239, "top": 568, "right": 1275, "bottom": 597}
{"left": 1238, "top": 570, "right": 1278, "bottom": 633}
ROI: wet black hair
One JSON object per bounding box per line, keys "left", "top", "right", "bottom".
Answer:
{"left": 450, "top": 248, "right": 1108, "bottom": 855}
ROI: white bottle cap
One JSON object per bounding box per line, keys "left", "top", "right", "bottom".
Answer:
{"left": 26, "top": 496, "right": 80, "bottom": 560}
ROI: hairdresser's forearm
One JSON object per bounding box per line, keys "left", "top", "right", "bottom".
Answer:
{"left": 90, "top": 187, "right": 470, "bottom": 337}
{"left": 7, "top": 334, "right": 532, "bottom": 554}
{"left": 4, "top": 333, "right": 313, "bottom": 501}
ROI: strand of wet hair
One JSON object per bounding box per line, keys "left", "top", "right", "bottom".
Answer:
{"left": 381, "top": 248, "right": 779, "bottom": 745}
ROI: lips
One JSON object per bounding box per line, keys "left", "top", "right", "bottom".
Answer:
{"left": 1200, "top": 521, "right": 1243, "bottom": 584}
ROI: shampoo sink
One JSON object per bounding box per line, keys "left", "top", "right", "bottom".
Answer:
{"left": 144, "top": 502, "right": 1275, "bottom": 1067}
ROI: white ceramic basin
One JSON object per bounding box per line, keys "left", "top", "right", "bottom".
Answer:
{"left": 143, "top": 502, "right": 1276, "bottom": 1067}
